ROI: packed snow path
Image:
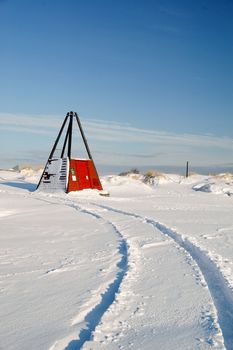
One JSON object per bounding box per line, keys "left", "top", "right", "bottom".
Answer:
{"left": 90, "top": 202, "right": 233, "bottom": 350}
{"left": 1, "top": 170, "right": 233, "bottom": 349}
{"left": 0, "top": 191, "right": 127, "bottom": 350}
{"left": 35, "top": 197, "right": 129, "bottom": 350}
{"left": 35, "top": 195, "right": 226, "bottom": 349}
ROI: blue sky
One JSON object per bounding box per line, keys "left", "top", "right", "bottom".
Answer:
{"left": 0, "top": 0, "right": 232, "bottom": 172}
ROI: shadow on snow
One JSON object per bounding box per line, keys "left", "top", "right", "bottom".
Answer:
{"left": 94, "top": 203, "right": 233, "bottom": 350}
{"left": 0, "top": 181, "right": 37, "bottom": 192}
{"left": 64, "top": 240, "right": 128, "bottom": 350}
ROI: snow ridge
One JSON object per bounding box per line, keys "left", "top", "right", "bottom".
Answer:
{"left": 92, "top": 203, "right": 233, "bottom": 350}
{"left": 64, "top": 239, "right": 127, "bottom": 350}
{"left": 150, "top": 221, "right": 233, "bottom": 350}
{"left": 41, "top": 198, "right": 129, "bottom": 350}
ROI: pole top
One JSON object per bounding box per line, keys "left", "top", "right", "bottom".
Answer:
{"left": 67, "top": 111, "right": 78, "bottom": 117}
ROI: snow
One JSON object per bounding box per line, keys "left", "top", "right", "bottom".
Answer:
{"left": 0, "top": 170, "right": 233, "bottom": 350}
{"left": 192, "top": 173, "right": 233, "bottom": 196}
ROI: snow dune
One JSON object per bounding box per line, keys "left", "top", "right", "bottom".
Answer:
{"left": 0, "top": 169, "right": 233, "bottom": 349}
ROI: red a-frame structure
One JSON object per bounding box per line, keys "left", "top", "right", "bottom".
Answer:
{"left": 37, "top": 111, "right": 103, "bottom": 193}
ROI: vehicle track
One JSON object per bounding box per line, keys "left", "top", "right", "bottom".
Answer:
{"left": 33, "top": 195, "right": 129, "bottom": 350}
{"left": 91, "top": 203, "right": 233, "bottom": 350}
{"left": 35, "top": 195, "right": 233, "bottom": 349}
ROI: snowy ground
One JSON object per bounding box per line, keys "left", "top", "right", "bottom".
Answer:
{"left": 0, "top": 170, "right": 233, "bottom": 350}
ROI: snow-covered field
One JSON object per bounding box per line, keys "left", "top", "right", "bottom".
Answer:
{"left": 0, "top": 169, "right": 233, "bottom": 350}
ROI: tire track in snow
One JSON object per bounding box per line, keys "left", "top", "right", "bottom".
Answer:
{"left": 68, "top": 203, "right": 128, "bottom": 350}
{"left": 33, "top": 195, "right": 129, "bottom": 350}
{"left": 61, "top": 202, "right": 129, "bottom": 350}
{"left": 92, "top": 203, "right": 233, "bottom": 350}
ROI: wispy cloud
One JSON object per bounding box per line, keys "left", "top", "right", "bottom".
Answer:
{"left": 159, "top": 6, "right": 190, "bottom": 18}
{"left": 1, "top": 112, "right": 233, "bottom": 150}
{"left": 0, "top": 112, "right": 233, "bottom": 169}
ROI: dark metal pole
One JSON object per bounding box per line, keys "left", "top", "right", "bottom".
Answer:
{"left": 48, "top": 113, "right": 69, "bottom": 160}
{"left": 186, "top": 161, "right": 189, "bottom": 178}
{"left": 67, "top": 112, "right": 73, "bottom": 159}
{"left": 37, "top": 113, "right": 69, "bottom": 189}
{"left": 74, "top": 112, "right": 102, "bottom": 189}
{"left": 75, "top": 112, "right": 93, "bottom": 160}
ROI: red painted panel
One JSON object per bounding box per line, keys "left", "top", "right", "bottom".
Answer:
{"left": 68, "top": 159, "right": 103, "bottom": 193}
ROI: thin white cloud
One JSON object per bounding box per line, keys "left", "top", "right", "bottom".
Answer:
{"left": 1, "top": 113, "right": 233, "bottom": 170}
{"left": 1, "top": 112, "right": 233, "bottom": 150}
{"left": 159, "top": 6, "right": 190, "bottom": 18}
{"left": 0, "top": 113, "right": 60, "bottom": 129}
{"left": 0, "top": 125, "right": 55, "bottom": 136}
{"left": 85, "top": 121, "right": 233, "bottom": 149}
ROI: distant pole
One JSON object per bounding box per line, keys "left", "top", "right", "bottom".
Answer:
{"left": 186, "top": 161, "right": 189, "bottom": 178}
